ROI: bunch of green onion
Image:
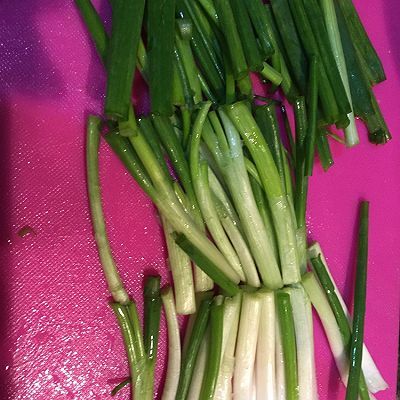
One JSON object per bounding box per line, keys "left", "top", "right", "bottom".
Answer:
{"left": 79, "top": 0, "right": 390, "bottom": 398}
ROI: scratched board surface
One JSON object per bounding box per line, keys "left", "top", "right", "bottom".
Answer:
{"left": 0, "top": 1, "right": 399, "bottom": 399}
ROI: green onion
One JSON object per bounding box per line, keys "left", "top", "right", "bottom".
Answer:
{"left": 105, "top": 0, "right": 145, "bottom": 121}
{"left": 302, "top": 272, "right": 351, "bottom": 387}
{"left": 264, "top": 4, "right": 299, "bottom": 101}
{"left": 110, "top": 302, "right": 148, "bottom": 400}
{"left": 275, "top": 302, "right": 286, "bottom": 399}
{"left": 214, "top": 0, "right": 248, "bottom": 80}
{"left": 214, "top": 294, "right": 241, "bottom": 399}
{"left": 147, "top": 0, "right": 176, "bottom": 115}
{"left": 285, "top": 285, "right": 318, "bottom": 400}
{"left": 236, "top": 74, "right": 253, "bottom": 99}
{"left": 260, "top": 62, "right": 283, "bottom": 86}
{"left": 111, "top": 378, "right": 130, "bottom": 396}
{"left": 118, "top": 105, "right": 138, "bottom": 137}
{"left": 161, "top": 287, "right": 181, "bottom": 400}
{"left": 86, "top": 117, "right": 129, "bottom": 304}
{"left": 294, "top": 97, "right": 307, "bottom": 170}
{"left": 288, "top": 0, "right": 339, "bottom": 125}
{"left": 320, "top": 0, "right": 359, "bottom": 147}
{"left": 309, "top": 257, "right": 369, "bottom": 398}
{"left": 270, "top": 0, "right": 308, "bottom": 93}
{"left": 233, "top": 292, "right": 261, "bottom": 400}
{"left": 126, "top": 124, "right": 232, "bottom": 291}
{"left": 197, "top": 161, "right": 246, "bottom": 281}
{"left": 137, "top": 117, "right": 170, "bottom": 177}
{"left": 105, "top": 131, "right": 157, "bottom": 201}
{"left": 346, "top": 202, "right": 370, "bottom": 400}
{"left": 176, "top": 297, "right": 212, "bottom": 400}
{"left": 310, "top": 255, "right": 350, "bottom": 338}
{"left": 173, "top": 48, "right": 193, "bottom": 110}
{"left": 198, "top": 0, "right": 219, "bottom": 26}
{"left": 244, "top": 0, "right": 274, "bottom": 59}
{"left": 190, "top": 32, "right": 225, "bottom": 102}
{"left": 303, "top": 0, "right": 351, "bottom": 126}
{"left": 254, "top": 103, "right": 286, "bottom": 192}
{"left": 75, "top": 0, "right": 108, "bottom": 62}
{"left": 178, "top": 0, "right": 225, "bottom": 89}
{"left": 207, "top": 166, "right": 241, "bottom": 229}
{"left": 187, "top": 0, "right": 224, "bottom": 65}
{"left": 224, "top": 57, "right": 236, "bottom": 105}
{"left": 316, "top": 129, "right": 334, "bottom": 171}
{"left": 256, "top": 290, "right": 276, "bottom": 399}
{"left": 304, "top": 55, "right": 319, "bottom": 176}
{"left": 199, "top": 296, "right": 224, "bottom": 400}
{"left": 161, "top": 216, "right": 196, "bottom": 315}
{"left": 143, "top": 276, "right": 162, "bottom": 368}
{"left": 226, "top": 102, "right": 300, "bottom": 285}
{"left": 277, "top": 291, "right": 299, "bottom": 400}
{"left": 335, "top": 2, "right": 391, "bottom": 144}
{"left": 187, "top": 330, "right": 210, "bottom": 399}
{"left": 175, "top": 233, "right": 240, "bottom": 296}
{"left": 218, "top": 109, "right": 282, "bottom": 288}
{"left": 308, "top": 242, "right": 388, "bottom": 394}
{"left": 217, "top": 207, "right": 257, "bottom": 284}
{"left": 151, "top": 115, "right": 194, "bottom": 200}
{"left": 175, "top": 20, "right": 202, "bottom": 105}
{"left": 336, "top": 0, "right": 386, "bottom": 85}
{"left": 280, "top": 105, "right": 296, "bottom": 165}
{"left": 230, "top": 0, "right": 264, "bottom": 72}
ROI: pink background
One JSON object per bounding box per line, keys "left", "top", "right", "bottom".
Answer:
{"left": 0, "top": 1, "right": 398, "bottom": 399}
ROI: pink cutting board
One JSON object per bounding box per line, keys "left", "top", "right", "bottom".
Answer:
{"left": 0, "top": 1, "right": 398, "bottom": 399}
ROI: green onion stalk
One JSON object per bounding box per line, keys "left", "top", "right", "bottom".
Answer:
{"left": 256, "top": 290, "right": 276, "bottom": 399}
{"left": 320, "top": 0, "right": 359, "bottom": 147}
{"left": 277, "top": 291, "right": 299, "bottom": 400}
{"left": 214, "top": 293, "right": 241, "bottom": 399}
{"left": 233, "top": 292, "right": 262, "bottom": 400}
{"left": 161, "top": 287, "right": 181, "bottom": 400}
{"left": 226, "top": 102, "right": 300, "bottom": 285}
{"left": 307, "top": 243, "right": 387, "bottom": 393}
{"left": 86, "top": 116, "right": 129, "bottom": 305}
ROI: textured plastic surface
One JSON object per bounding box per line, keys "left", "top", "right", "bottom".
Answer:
{"left": 0, "top": 1, "right": 399, "bottom": 399}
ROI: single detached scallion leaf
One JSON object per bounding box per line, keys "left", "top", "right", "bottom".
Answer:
{"left": 147, "top": 0, "right": 176, "bottom": 115}
{"left": 105, "top": 0, "right": 145, "bottom": 121}
{"left": 346, "top": 201, "right": 370, "bottom": 400}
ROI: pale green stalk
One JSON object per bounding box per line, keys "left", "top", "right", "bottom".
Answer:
{"left": 161, "top": 287, "right": 181, "bottom": 400}
{"left": 172, "top": 184, "right": 214, "bottom": 293}
{"left": 219, "top": 110, "right": 283, "bottom": 289}
{"left": 302, "top": 272, "right": 350, "bottom": 387}
{"left": 86, "top": 116, "right": 129, "bottom": 304}
{"left": 296, "top": 226, "right": 307, "bottom": 275}
{"left": 218, "top": 208, "right": 260, "bottom": 287}
{"left": 226, "top": 102, "right": 300, "bottom": 285}
{"left": 256, "top": 290, "right": 276, "bottom": 400}
{"left": 194, "top": 162, "right": 246, "bottom": 281}
{"left": 285, "top": 286, "right": 318, "bottom": 400}
{"left": 161, "top": 216, "right": 196, "bottom": 315}
{"left": 244, "top": 157, "right": 263, "bottom": 187}
{"left": 208, "top": 167, "right": 241, "bottom": 229}
{"left": 233, "top": 292, "right": 262, "bottom": 400}
{"left": 214, "top": 295, "right": 241, "bottom": 400}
